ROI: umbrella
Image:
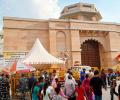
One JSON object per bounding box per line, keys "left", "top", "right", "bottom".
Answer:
{"left": 10, "top": 61, "right": 36, "bottom": 74}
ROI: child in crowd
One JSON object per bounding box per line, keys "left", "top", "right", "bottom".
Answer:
{"left": 75, "top": 80, "right": 86, "bottom": 100}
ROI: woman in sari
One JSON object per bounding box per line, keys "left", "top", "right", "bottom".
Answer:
{"left": 82, "top": 74, "right": 93, "bottom": 100}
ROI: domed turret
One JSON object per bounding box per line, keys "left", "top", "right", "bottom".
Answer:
{"left": 60, "top": 3, "right": 102, "bottom": 21}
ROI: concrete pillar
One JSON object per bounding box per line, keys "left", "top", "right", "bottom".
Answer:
{"left": 49, "top": 30, "right": 57, "bottom": 56}
{"left": 71, "top": 30, "right": 81, "bottom": 66}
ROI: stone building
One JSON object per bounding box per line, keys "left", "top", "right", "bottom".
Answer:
{"left": 0, "top": 31, "right": 3, "bottom": 66}
{"left": 3, "top": 3, "right": 120, "bottom": 68}
{"left": 0, "top": 31, "right": 3, "bottom": 56}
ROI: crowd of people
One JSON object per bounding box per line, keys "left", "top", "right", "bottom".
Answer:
{"left": 0, "top": 74, "right": 10, "bottom": 100}
{"left": 0, "top": 68, "right": 120, "bottom": 100}
{"left": 16, "top": 68, "right": 120, "bottom": 100}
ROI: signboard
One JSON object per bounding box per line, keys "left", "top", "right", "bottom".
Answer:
{"left": 74, "top": 61, "right": 80, "bottom": 66}
{"left": 0, "top": 57, "right": 4, "bottom": 66}
{"left": 4, "top": 52, "right": 27, "bottom": 66}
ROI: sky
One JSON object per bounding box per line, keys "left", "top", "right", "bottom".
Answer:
{"left": 0, "top": 0, "right": 120, "bottom": 30}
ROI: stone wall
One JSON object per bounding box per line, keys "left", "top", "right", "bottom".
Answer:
{"left": 3, "top": 17, "right": 120, "bottom": 67}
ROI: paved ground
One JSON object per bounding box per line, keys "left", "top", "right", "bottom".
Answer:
{"left": 102, "top": 87, "right": 118, "bottom": 100}
{"left": 102, "top": 81, "right": 120, "bottom": 100}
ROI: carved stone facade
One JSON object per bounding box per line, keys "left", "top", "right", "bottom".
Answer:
{"left": 3, "top": 3, "right": 120, "bottom": 68}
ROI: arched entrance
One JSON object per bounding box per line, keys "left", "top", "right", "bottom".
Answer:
{"left": 81, "top": 40, "right": 101, "bottom": 68}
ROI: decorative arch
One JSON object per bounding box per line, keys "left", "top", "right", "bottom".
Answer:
{"left": 80, "top": 38, "right": 104, "bottom": 48}
{"left": 56, "top": 31, "right": 66, "bottom": 52}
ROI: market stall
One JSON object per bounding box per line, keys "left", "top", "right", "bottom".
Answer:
{"left": 23, "top": 38, "right": 65, "bottom": 81}
{"left": 9, "top": 38, "right": 65, "bottom": 96}
{"left": 23, "top": 38, "right": 65, "bottom": 76}
{"left": 9, "top": 61, "right": 36, "bottom": 96}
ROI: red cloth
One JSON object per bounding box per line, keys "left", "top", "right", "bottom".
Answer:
{"left": 75, "top": 86, "right": 85, "bottom": 100}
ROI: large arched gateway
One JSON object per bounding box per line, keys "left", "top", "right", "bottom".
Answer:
{"left": 81, "top": 40, "right": 101, "bottom": 68}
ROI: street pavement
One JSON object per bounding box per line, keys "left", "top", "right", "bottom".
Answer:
{"left": 102, "top": 81, "right": 120, "bottom": 100}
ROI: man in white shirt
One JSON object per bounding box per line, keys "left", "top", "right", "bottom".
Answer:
{"left": 88, "top": 69, "right": 94, "bottom": 79}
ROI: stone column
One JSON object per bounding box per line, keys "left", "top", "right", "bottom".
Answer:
{"left": 49, "top": 30, "right": 57, "bottom": 56}
{"left": 105, "top": 32, "right": 120, "bottom": 67}
{"left": 71, "top": 30, "right": 81, "bottom": 66}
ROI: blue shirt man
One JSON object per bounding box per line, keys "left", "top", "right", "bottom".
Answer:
{"left": 80, "top": 68, "right": 86, "bottom": 81}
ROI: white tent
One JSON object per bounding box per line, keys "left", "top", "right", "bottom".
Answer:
{"left": 23, "top": 38, "right": 64, "bottom": 64}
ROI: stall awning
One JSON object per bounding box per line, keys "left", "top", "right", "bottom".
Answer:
{"left": 23, "top": 38, "right": 64, "bottom": 64}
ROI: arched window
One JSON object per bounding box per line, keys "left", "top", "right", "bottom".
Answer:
{"left": 56, "top": 31, "right": 66, "bottom": 51}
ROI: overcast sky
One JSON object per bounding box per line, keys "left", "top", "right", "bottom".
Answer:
{"left": 0, "top": 0, "right": 120, "bottom": 30}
